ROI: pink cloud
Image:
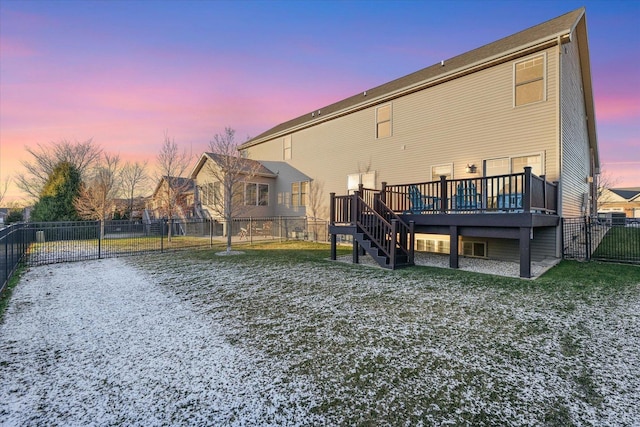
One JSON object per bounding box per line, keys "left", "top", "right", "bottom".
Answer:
{"left": 595, "top": 95, "right": 640, "bottom": 123}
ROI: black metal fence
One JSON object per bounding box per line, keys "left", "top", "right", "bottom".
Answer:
{"left": 1, "top": 223, "right": 29, "bottom": 295}
{"left": 563, "top": 216, "right": 640, "bottom": 264}
{"left": 0, "top": 217, "right": 328, "bottom": 293}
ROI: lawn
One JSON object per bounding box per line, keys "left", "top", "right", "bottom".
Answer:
{"left": 593, "top": 226, "right": 640, "bottom": 261}
{"left": 1, "top": 241, "right": 638, "bottom": 426}
{"left": 133, "top": 241, "right": 639, "bottom": 425}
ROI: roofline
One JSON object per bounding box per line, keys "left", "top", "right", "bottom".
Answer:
{"left": 190, "top": 152, "right": 277, "bottom": 180}
{"left": 240, "top": 15, "right": 583, "bottom": 150}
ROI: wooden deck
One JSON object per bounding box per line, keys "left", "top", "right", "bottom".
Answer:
{"left": 330, "top": 167, "right": 559, "bottom": 277}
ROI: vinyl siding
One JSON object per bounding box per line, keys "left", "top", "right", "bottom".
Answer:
{"left": 560, "top": 39, "right": 592, "bottom": 217}
{"left": 471, "top": 230, "right": 555, "bottom": 263}
{"left": 247, "top": 46, "right": 559, "bottom": 205}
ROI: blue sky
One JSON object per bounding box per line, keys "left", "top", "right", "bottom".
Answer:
{"left": 1, "top": 0, "right": 638, "bottom": 202}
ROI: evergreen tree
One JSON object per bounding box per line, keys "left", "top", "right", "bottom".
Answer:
{"left": 31, "top": 162, "right": 82, "bottom": 222}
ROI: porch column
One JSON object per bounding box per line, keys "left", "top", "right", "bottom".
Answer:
{"left": 519, "top": 227, "right": 532, "bottom": 278}
{"left": 449, "top": 225, "right": 459, "bottom": 269}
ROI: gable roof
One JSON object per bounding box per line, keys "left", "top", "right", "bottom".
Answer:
{"left": 240, "top": 8, "right": 597, "bottom": 168}
{"left": 609, "top": 187, "right": 640, "bottom": 201}
{"left": 151, "top": 176, "right": 195, "bottom": 199}
{"left": 190, "top": 152, "right": 277, "bottom": 179}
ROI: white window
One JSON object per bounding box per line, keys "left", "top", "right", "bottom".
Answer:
{"left": 291, "top": 181, "right": 309, "bottom": 207}
{"left": 347, "top": 171, "right": 376, "bottom": 194}
{"left": 485, "top": 154, "right": 543, "bottom": 177}
{"left": 376, "top": 104, "right": 392, "bottom": 138}
{"left": 514, "top": 54, "right": 546, "bottom": 106}
{"left": 283, "top": 135, "right": 292, "bottom": 160}
{"left": 244, "top": 182, "right": 269, "bottom": 206}
{"left": 431, "top": 164, "right": 453, "bottom": 182}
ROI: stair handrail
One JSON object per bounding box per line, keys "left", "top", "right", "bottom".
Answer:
{"left": 355, "top": 192, "right": 414, "bottom": 265}
{"left": 372, "top": 194, "right": 414, "bottom": 264}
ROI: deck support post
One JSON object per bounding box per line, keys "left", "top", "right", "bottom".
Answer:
{"left": 409, "top": 220, "right": 415, "bottom": 265}
{"left": 449, "top": 225, "right": 459, "bottom": 269}
{"left": 330, "top": 234, "right": 337, "bottom": 260}
{"left": 519, "top": 227, "right": 532, "bottom": 278}
{"left": 353, "top": 238, "right": 360, "bottom": 264}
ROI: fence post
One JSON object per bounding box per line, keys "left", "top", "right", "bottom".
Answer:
{"left": 380, "top": 182, "right": 387, "bottom": 205}
{"left": 161, "top": 219, "right": 165, "bottom": 253}
{"left": 97, "top": 221, "right": 102, "bottom": 259}
{"left": 585, "top": 216, "right": 591, "bottom": 261}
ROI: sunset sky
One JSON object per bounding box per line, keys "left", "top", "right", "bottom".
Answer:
{"left": 1, "top": 0, "right": 639, "bottom": 204}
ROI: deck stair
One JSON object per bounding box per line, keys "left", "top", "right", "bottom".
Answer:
{"left": 331, "top": 188, "right": 414, "bottom": 269}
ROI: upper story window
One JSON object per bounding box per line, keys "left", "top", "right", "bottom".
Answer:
{"left": 376, "top": 104, "right": 392, "bottom": 138}
{"left": 283, "top": 135, "right": 292, "bottom": 160}
{"left": 514, "top": 54, "right": 546, "bottom": 106}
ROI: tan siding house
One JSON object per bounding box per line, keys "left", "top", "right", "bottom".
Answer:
{"left": 238, "top": 8, "right": 599, "bottom": 277}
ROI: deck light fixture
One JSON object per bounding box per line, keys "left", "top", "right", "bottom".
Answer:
{"left": 465, "top": 163, "right": 476, "bottom": 173}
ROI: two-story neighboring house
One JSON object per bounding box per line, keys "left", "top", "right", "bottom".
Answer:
{"left": 235, "top": 8, "right": 598, "bottom": 277}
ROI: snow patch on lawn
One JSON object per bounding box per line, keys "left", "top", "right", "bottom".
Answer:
{"left": 0, "top": 258, "right": 320, "bottom": 425}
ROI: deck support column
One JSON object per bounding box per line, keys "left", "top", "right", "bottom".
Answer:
{"left": 519, "top": 227, "right": 532, "bottom": 278}
{"left": 353, "top": 238, "right": 360, "bottom": 264}
{"left": 449, "top": 225, "right": 459, "bottom": 269}
{"left": 330, "top": 234, "right": 337, "bottom": 260}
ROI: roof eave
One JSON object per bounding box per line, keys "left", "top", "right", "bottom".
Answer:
{"left": 240, "top": 31, "right": 574, "bottom": 150}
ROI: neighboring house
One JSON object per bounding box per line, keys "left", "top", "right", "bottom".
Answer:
{"left": 598, "top": 187, "right": 640, "bottom": 218}
{"left": 0, "top": 208, "right": 7, "bottom": 225}
{"left": 112, "top": 196, "right": 148, "bottom": 220}
{"left": 236, "top": 8, "right": 599, "bottom": 277}
{"left": 147, "top": 176, "right": 196, "bottom": 220}
{"left": 189, "top": 152, "right": 311, "bottom": 232}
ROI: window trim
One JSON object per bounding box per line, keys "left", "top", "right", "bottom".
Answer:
{"left": 513, "top": 52, "right": 547, "bottom": 107}
{"left": 375, "top": 104, "right": 392, "bottom": 139}
{"left": 431, "top": 163, "right": 454, "bottom": 182}
{"left": 461, "top": 240, "right": 487, "bottom": 258}
{"left": 291, "top": 180, "right": 309, "bottom": 207}
{"left": 483, "top": 152, "right": 545, "bottom": 176}
{"left": 244, "top": 182, "right": 269, "bottom": 206}
{"left": 283, "top": 135, "right": 292, "bottom": 160}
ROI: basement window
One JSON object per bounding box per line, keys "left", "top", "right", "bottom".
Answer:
{"left": 462, "top": 241, "right": 487, "bottom": 258}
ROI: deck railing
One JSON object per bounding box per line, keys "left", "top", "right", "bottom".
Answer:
{"left": 381, "top": 167, "right": 557, "bottom": 215}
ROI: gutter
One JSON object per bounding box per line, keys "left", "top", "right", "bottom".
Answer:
{"left": 241, "top": 32, "right": 572, "bottom": 149}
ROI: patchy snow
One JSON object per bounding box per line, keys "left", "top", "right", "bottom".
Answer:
{"left": 0, "top": 258, "right": 320, "bottom": 426}
{"left": 1, "top": 253, "right": 639, "bottom": 425}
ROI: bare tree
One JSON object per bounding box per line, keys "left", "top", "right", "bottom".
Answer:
{"left": 306, "top": 179, "right": 327, "bottom": 241}
{"left": 0, "top": 176, "right": 10, "bottom": 206}
{"left": 155, "top": 132, "right": 192, "bottom": 241}
{"left": 17, "top": 139, "right": 102, "bottom": 201}
{"left": 74, "top": 154, "right": 121, "bottom": 237}
{"left": 596, "top": 167, "right": 620, "bottom": 214}
{"left": 120, "top": 160, "right": 150, "bottom": 219}
{"left": 204, "top": 127, "right": 262, "bottom": 252}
